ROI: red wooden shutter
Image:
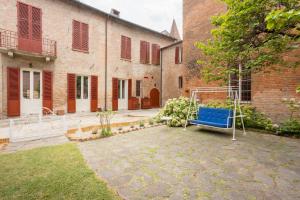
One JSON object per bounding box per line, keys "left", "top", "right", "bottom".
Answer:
{"left": 140, "top": 41, "right": 144, "bottom": 63}
{"left": 152, "top": 44, "right": 156, "bottom": 64}
{"left": 90, "top": 75, "right": 98, "bottom": 112}
{"left": 67, "top": 73, "right": 76, "bottom": 113}
{"left": 146, "top": 42, "right": 150, "bottom": 64}
{"left": 175, "top": 47, "right": 180, "bottom": 64}
{"left": 81, "top": 23, "right": 89, "bottom": 51}
{"left": 121, "top": 36, "right": 126, "bottom": 59}
{"left": 126, "top": 37, "right": 131, "bottom": 60}
{"left": 43, "top": 71, "right": 53, "bottom": 113}
{"left": 112, "top": 78, "right": 118, "bottom": 111}
{"left": 152, "top": 44, "right": 160, "bottom": 65}
{"left": 17, "top": 3, "right": 42, "bottom": 54}
{"left": 18, "top": 2, "right": 30, "bottom": 52}
{"left": 72, "top": 20, "right": 81, "bottom": 50}
{"left": 31, "top": 6, "right": 42, "bottom": 53}
{"left": 156, "top": 45, "right": 161, "bottom": 65}
{"left": 7, "top": 67, "right": 20, "bottom": 117}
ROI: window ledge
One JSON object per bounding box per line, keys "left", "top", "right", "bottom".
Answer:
{"left": 72, "top": 48, "right": 89, "bottom": 54}
{"left": 121, "top": 58, "right": 132, "bottom": 62}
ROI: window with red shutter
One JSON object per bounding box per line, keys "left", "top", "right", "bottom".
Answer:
{"left": 17, "top": 2, "right": 42, "bottom": 54}
{"left": 175, "top": 47, "right": 180, "bottom": 64}
{"left": 72, "top": 20, "right": 89, "bottom": 52}
{"left": 126, "top": 37, "right": 131, "bottom": 60}
{"left": 140, "top": 41, "right": 145, "bottom": 63}
{"left": 18, "top": 2, "right": 29, "bottom": 39}
{"left": 81, "top": 23, "right": 89, "bottom": 51}
{"left": 140, "top": 41, "right": 150, "bottom": 64}
{"left": 121, "top": 36, "right": 131, "bottom": 60}
{"left": 152, "top": 44, "right": 160, "bottom": 65}
{"left": 145, "top": 42, "right": 150, "bottom": 64}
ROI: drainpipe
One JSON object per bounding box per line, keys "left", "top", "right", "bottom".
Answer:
{"left": 160, "top": 49, "right": 163, "bottom": 107}
{"left": 104, "top": 15, "right": 110, "bottom": 111}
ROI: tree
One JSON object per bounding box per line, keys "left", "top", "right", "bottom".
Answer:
{"left": 196, "top": 0, "right": 300, "bottom": 83}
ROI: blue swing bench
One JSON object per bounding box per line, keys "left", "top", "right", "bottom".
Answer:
{"left": 189, "top": 107, "right": 233, "bottom": 129}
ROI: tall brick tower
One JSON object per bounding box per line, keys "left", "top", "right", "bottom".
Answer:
{"left": 183, "top": 0, "right": 226, "bottom": 78}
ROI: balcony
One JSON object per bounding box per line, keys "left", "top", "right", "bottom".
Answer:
{"left": 0, "top": 28, "right": 57, "bottom": 61}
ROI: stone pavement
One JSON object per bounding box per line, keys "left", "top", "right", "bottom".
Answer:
{"left": 0, "top": 109, "right": 159, "bottom": 142}
{"left": 78, "top": 126, "right": 300, "bottom": 200}
{"left": 0, "top": 136, "right": 69, "bottom": 153}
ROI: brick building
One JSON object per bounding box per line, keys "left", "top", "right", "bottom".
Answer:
{"left": 0, "top": 0, "right": 177, "bottom": 118}
{"left": 181, "top": 0, "right": 300, "bottom": 122}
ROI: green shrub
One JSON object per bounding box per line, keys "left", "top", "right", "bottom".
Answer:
{"left": 139, "top": 121, "right": 145, "bottom": 127}
{"left": 206, "top": 100, "right": 275, "bottom": 132}
{"left": 158, "top": 97, "right": 198, "bottom": 127}
{"left": 101, "top": 128, "right": 112, "bottom": 137}
{"left": 279, "top": 119, "right": 300, "bottom": 137}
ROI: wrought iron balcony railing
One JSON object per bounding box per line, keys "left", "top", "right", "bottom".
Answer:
{"left": 0, "top": 28, "right": 57, "bottom": 58}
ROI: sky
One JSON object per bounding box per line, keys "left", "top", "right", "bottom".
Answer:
{"left": 79, "top": 0, "right": 183, "bottom": 37}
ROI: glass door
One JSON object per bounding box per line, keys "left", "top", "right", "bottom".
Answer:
{"left": 76, "top": 75, "right": 90, "bottom": 112}
{"left": 21, "top": 69, "right": 42, "bottom": 115}
{"left": 118, "top": 80, "right": 128, "bottom": 110}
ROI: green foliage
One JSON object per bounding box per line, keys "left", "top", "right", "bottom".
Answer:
{"left": 266, "top": 8, "right": 300, "bottom": 31}
{"left": 196, "top": 0, "right": 300, "bottom": 83}
{"left": 139, "top": 120, "right": 145, "bottom": 127}
{"left": 206, "top": 100, "right": 275, "bottom": 131}
{"left": 158, "top": 97, "right": 198, "bottom": 127}
{"left": 282, "top": 98, "right": 300, "bottom": 119}
{"left": 279, "top": 119, "right": 300, "bottom": 136}
{"left": 297, "top": 85, "right": 300, "bottom": 93}
{"left": 101, "top": 127, "right": 113, "bottom": 137}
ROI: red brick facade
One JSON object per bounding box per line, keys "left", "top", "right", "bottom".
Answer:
{"left": 183, "top": 0, "right": 300, "bottom": 122}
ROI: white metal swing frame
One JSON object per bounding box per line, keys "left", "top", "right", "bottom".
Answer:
{"left": 184, "top": 86, "right": 246, "bottom": 141}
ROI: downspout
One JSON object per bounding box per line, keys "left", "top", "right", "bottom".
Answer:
{"left": 104, "top": 15, "right": 109, "bottom": 110}
{"left": 160, "top": 49, "right": 163, "bottom": 107}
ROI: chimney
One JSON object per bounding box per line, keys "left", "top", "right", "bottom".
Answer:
{"left": 110, "top": 9, "right": 120, "bottom": 18}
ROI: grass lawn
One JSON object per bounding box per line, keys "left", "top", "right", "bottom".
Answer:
{"left": 0, "top": 143, "right": 120, "bottom": 200}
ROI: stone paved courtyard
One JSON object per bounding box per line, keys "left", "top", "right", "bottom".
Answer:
{"left": 78, "top": 126, "right": 300, "bottom": 200}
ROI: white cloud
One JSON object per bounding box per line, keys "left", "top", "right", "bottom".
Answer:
{"left": 79, "top": 0, "right": 183, "bottom": 37}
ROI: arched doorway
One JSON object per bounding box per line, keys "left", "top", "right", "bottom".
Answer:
{"left": 150, "top": 88, "right": 160, "bottom": 108}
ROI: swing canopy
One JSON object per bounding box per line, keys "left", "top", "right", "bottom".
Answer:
{"left": 189, "top": 107, "right": 233, "bottom": 128}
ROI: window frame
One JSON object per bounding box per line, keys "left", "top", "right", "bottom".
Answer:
{"left": 178, "top": 76, "right": 183, "bottom": 89}
{"left": 140, "top": 40, "right": 150, "bottom": 64}
{"left": 121, "top": 35, "right": 131, "bottom": 60}
{"left": 230, "top": 71, "right": 252, "bottom": 103}
{"left": 151, "top": 44, "right": 160, "bottom": 65}
{"left": 72, "top": 20, "right": 89, "bottom": 53}
{"left": 136, "top": 80, "right": 142, "bottom": 97}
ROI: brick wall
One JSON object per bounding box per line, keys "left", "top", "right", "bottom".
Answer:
{"left": 252, "top": 65, "right": 300, "bottom": 122}
{"left": 106, "top": 19, "right": 174, "bottom": 109}
{"left": 182, "top": 0, "right": 300, "bottom": 123}
{"left": 0, "top": 0, "right": 175, "bottom": 116}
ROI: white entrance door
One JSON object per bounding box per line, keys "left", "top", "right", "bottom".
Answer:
{"left": 118, "top": 79, "right": 128, "bottom": 110}
{"left": 21, "top": 69, "right": 42, "bottom": 116}
{"left": 76, "top": 75, "right": 90, "bottom": 112}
